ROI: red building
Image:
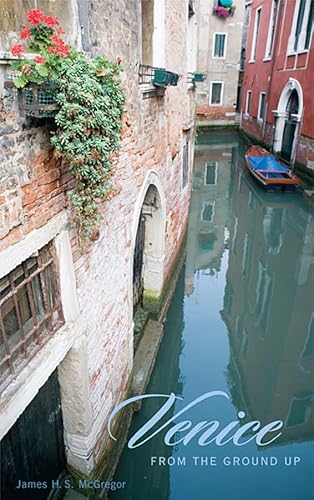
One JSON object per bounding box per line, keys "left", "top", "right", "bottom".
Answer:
{"left": 241, "top": 0, "right": 314, "bottom": 175}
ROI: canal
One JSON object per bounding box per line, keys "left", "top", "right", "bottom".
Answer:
{"left": 112, "top": 131, "right": 314, "bottom": 500}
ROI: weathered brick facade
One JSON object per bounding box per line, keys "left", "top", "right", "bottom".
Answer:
{"left": 0, "top": 0, "right": 196, "bottom": 480}
{"left": 240, "top": 0, "right": 314, "bottom": 174}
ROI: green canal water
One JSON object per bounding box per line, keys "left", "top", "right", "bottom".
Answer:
{"left": 112, "top": 132, "right": 314, "bottom": 500}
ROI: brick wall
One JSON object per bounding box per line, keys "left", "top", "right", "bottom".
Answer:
{"left": 0, "top": 0, "right": 196, "bottom": 473}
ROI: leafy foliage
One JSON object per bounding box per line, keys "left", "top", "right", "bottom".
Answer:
{"left": 50, "top": 52, "right": 125, "bottom": 240}
{"left": 11, "top": 9, "right": 125, "bottom": 242}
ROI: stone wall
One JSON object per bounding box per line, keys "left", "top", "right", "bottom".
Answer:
{"left": 0, "top": 0, "right": 196, "bottom": 478}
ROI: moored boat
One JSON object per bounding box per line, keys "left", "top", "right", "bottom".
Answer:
{"left": 245, "top": 145, "right": 299, "bottom": 190}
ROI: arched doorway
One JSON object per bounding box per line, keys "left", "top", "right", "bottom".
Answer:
{"left": 273, "top": 79, "right": 303, "bottom": 165}
{"left": 132, "top": 176, "right": 166, "bottom": 312}
{"left": 281, "top": 90, "right": 299, "bottom": 162}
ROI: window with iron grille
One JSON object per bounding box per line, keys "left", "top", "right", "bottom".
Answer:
{"left": 0, "top": 243, "right": 64, "bottom": 388}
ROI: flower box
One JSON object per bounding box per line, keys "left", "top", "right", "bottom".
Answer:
{"left": 194, "top": 72, "right": 206, "bottom": 82}
{"left": 153, "top": 69, "right": 180, "bottom": 87}
{"left": 169, "top": 72, "right": 180, "bottom": 86}
{"left": 153, "top": 68, "right": 170, "bottom": 86}
{"left": 5, "top": 80, "right": 59, "bottom": 118}
{"left": 213, "top": 4, "right": 236, "bottom": 17}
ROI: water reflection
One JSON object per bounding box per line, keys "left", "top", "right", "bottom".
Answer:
{"left": 222, "top": 159, "right": 314, "bottom": 446}
{"left": 113, "top": 132, "right": 313, "bottom": 500}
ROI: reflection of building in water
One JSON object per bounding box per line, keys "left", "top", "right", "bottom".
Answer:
{"left": 221, "top": 172, "right": 314, "bottom": 446}
{"left": 185, "top": 135, "right": 236, "bottom": 295}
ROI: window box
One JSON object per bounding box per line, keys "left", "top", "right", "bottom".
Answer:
{"left": 4, "top": 80, "right": 59, "bottom": 118}
{"left": 169, "top": 72, "right": 180, "bottom": 86}
{"left": 153, "top": 68, "right": 180, "bottom": 87}
{"left": 213, "top": 1, "right": 236, "bottom": 18}
{"left": 194, "top": 72, "right": 206, "bottom": 82}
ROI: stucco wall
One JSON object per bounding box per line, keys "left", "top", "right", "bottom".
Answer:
{"left": 195, "top": 0, "right": 244, "bottom": 122}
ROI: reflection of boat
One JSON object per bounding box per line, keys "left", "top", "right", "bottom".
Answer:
{"left": 242, "top": 168, "right": 302, "bottom": 209}
{"left": 245, "top": 146, "right": 299, "bottom": 190}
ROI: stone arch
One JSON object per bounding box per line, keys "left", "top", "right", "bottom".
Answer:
{"left": 130, "top": 171, "right": 167, "bottom": 312}
{"left": 273, "top": 78, "right": 303, "bottom": 164}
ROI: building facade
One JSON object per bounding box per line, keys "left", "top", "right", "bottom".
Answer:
{"left": 0, "top": 0, "right": 197, "bottom": 492}
{"left": 241, "top": 0, "right": 314, "bottom": 174}
{"left": 195, "top": 0, "right": 244, "bottom": 125}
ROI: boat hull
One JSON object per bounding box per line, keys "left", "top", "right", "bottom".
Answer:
{"left": 245, "top": 145, "right": 299, "bottom": 191}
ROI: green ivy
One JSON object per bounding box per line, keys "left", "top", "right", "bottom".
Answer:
{"left": 50, "top": 51, "right": 125, "bottom": 241}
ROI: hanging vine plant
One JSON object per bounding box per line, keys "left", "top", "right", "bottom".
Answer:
{"left": 51, "top": 53, "right": 125, "bottom": 240}
{"left": 10, "top": 9, "right": 125, "bottom": 242}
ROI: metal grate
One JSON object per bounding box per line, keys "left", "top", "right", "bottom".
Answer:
{"left": 4, "top": 80, "right": 59, "bottom": 118}
{"left": 138, "top": 64, "right": 156, "bottom": 85}
{"left": 0, "top": 243, "right": 64, "bottom": 389}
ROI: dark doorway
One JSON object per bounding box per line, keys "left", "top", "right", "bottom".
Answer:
{"left": 1, "top": 369, "right": 66, "bottom": 500}
{"left": 133, "top": 215, "right": 145, "bottom": 309}
{"left": 281, "top": 90, "right": 299, "bottom": 163}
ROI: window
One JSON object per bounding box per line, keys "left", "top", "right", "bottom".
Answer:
{"left": 182, "top": 141, "right": 189, "bottom": 188}
{"left": 265, "top": 0, "right": 278, "bottom": 58}
{"left": 305, "top": 0, "right": 314, "bottom": 49}
{"left": 289, "top": 0, "right": 313, "bottom": 53}
{"left": 210, "top": 81, "right": 224, "bottom": 105}
{"left": 141, "top": 0, "right": 154, "bottom": 65}
{"left": 204, "top": 162, "right": 218, "bottom": 185}
{"left": 0, "top": 244, "right": 63, "bottom": 387}
{"left": 245, "top": 90, "right": 252, "bottom": 115}
{"left": 295, "top": 0, "right": 307, "bottom": 51}
{"left": 201, "top": 202, "right": 215, "bottom": 222}
{"left": 250, "top": 7, "right": 261, "bottom": 61}
{"left": 213, "top": 33, "right": 227, "bottom": 58}
{"left": 258, "top": 92, "right": 266, "bottom": 122}
{"left": 241, "top": 233, "right": 251, "bottom": 277}
{"left": 255, "top": 261, "right": 272, "bottom": 332}
{"left": 187, "top": 0, "right": 197, "bottom": 75}
{"left": 141, "top": 0, "right": 165, "bottom": 67}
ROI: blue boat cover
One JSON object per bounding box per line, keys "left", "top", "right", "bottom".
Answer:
{"left": 248, "top": 155, "right": 289, "bottom": 173}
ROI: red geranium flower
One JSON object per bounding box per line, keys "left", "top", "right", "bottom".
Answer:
{"left": 56, "top": 27, "right": 65, "bottom": 35}
{"left": 34, "top": 55, "right": 47, "bottom": 64}
{"left": 49, "top": 34, "right": 70, "bottom": 56}
{"left": 44, "top": 15, "right": 59, "bottom": 28}
{"left": 11, "top": 43, "right": 25, "bottom": 57}
{"left": 26, "top": 9, "right": 45, "bottom": 25}
{"left": 20, "top": 27, "right": 31, "bottom": 39}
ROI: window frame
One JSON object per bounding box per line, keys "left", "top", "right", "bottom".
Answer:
{"left": 0, "top": 243, "right": 64, "bottom": 389}
{"left": 245, "top": 90, "right": 252, "bottom": 115}
{"left": 212, "top": 32, "right": 227, "bottom": 59}
{"left": 250, "top": 6, "right": 262, "bottom": 62}
{"left": 264, "top": 0, "right": 279, "bottom": 60}
{"left": 182, "top": 140, "right": 190, "bottom": 189}
{"left": 209, "top": 80, "right": 224, "bottom": 106}
{"left": 288, "top": 0, "right": 313, "bottom": 54}
{"left": 258, "top": 91, "right": 267, "bottom": 123}
{"left": 201, "top": 201, "right": 215, "bottom": 223}
{"left": 204, "top": 161, "right": 218, "bottom": 186}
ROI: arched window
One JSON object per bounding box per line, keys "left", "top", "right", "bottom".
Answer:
{"left": 286, "top": 90, "right": 299, "bottom": 117}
